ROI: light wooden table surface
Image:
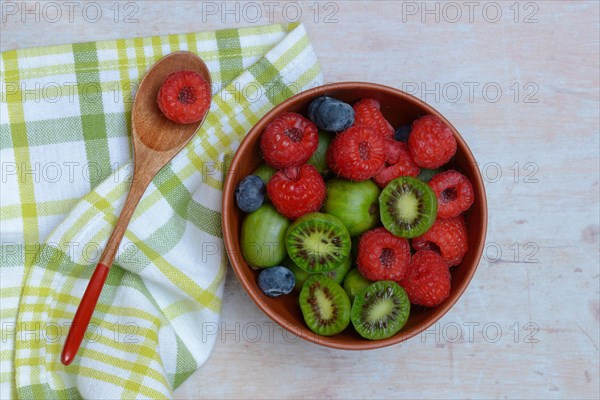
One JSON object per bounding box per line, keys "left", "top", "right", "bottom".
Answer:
{"left": 3, "top": 1, "right": 599, "bottom": 399}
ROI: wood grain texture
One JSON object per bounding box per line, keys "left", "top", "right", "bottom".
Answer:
{"left": 3, "top": 1, "right": 598, "bottom": 398}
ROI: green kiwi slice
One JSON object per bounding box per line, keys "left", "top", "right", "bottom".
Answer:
{"left": 300, "top": 275, "right": 351, "bottom": 336}
{"left": 379, "top": 176, "right": 437, "bottom": 238}
{"left": 286, "top": 212, "right": 351, "bottom": 273}
{"left": 351, "top": 281, "right": 410, "bottom": 340}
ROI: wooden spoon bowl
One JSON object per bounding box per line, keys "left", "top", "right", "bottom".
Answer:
{"left": 133, "top": 52, "right": 210, "bottom": 152}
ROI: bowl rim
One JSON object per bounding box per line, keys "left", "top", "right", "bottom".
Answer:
{"left": 222, "top": 81, "right": 488, "bottom": 350}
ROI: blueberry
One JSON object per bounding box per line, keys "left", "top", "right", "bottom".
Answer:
{"left": 394, "top": 124, "right": 412, "bottom": 142}
{"left": 308, "top": 96, "right": 327, "bottom": 122}
{"left": 235, "top": 175, "right": 265, "bottom": 213}
{"left": 257, "top": 266, "right": 295, "bottom": 297}
{"left": 308, "top": 96, "right": 354, "bottom": 132}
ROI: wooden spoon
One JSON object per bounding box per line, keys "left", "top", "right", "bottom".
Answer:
{"left": 61, "top": 51, "right": 211, "bottom": 365}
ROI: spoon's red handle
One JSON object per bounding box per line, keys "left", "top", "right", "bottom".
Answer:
{"left": 60, "top": 170, "right": 148, "bottom": 365}
{"left": 60, "top": 263, "right": 110, "bottom": 365}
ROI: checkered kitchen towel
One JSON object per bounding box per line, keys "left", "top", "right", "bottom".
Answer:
{"left": 0, "top": 23, "right": 322, "bottom": 398}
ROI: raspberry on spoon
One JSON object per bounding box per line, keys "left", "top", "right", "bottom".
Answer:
{"left": 157, "top": 70, "right": 211, "bottom": 124}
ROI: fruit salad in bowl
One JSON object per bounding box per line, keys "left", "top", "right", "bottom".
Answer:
{"left": 222, "top": 82, "right": 487, "bottom": 350}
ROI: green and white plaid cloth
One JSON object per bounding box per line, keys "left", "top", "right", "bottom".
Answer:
{"left": 0, "top": 22, "right": 322, "bottom": 399}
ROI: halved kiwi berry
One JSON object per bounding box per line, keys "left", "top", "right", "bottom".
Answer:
{"left": 300, "top": 275, "right": 351, "bottom": 336}
{"left": 351, "top": 281, "right": 410, "bottom": 340}
{"left": 379, "top": 176, "right": 437, "bottom": 238}
{"left": 286, "top": 212, "right": 351, "bottom": 273}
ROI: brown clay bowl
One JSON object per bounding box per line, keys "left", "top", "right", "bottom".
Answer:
{"left": 222, "top": 82, "right": 487, "bottom": 350}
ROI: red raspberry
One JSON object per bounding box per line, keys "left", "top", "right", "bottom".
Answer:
{"left": 408, "top": 115, "right": 457, "bottom": 169}
{"left": 429, "top": 170, "right": 474, "bottom": 218}
{"left": 412, "top": 216, "right": 468, "bottom": 266}
{"left": 400, "top": 250, "right": 451, "bottom": 307}
{"left": 357, "top": 227, "right": 411, "bottom": 282}
{"left": 157, "top": 70, "right": 211, "bottom": 124}
{"left": 260, "top": 112, "right": 319, "bottom": 169}
{"left": 353, "top": 98, "right": 394, "bottom": 139}
{"left": 326, "top": 124, "right": 386, "bottom": 181}
{"left": 373, "top": 141, "right": 420, "bottom": 188}
{"left": 385, "top": 139, "right": 403, "bottom": 165}
{"left": 267, "top": 164, "right": 326, "bottom": 220}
